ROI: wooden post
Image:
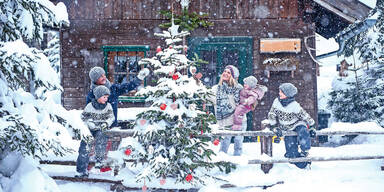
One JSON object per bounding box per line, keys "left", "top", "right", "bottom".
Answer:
{"left": 381, "top": 161, "right": 384, "bottom": 171}
{"left": 260, "top": 121, "right": 273, "bottom": 173}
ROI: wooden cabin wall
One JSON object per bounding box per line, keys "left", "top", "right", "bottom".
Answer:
{"left": 60, "top": 0, "right": 317, "bottom": 130}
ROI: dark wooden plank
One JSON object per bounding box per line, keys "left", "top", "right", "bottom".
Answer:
{"left": 141, "top": 0, "right": 152, "bottom": 20}
{"left": 122, "top": 0, "right": 133, "bottom": 19}
{"left": 52, "top": 176, "right": 122, "bottom": 184}
{"left": 131, "top": 0, "right": 142, "bottom": 19}
{"left": 112, "top": 0, "right": 123, "bottom": 19}
{"left": 152, "top": 0, "right": 162, "bottom": 19}
{"left": 103, "top": 0, "right": 113, "bottom": 19}
{"left": 64, "top": 88, "right": 86, "bottom": 98}
{"left": 249, "top": 155, "right": 384, "bottom": 164}
{"left": 288, "top": 0, "right": 299, "bottom": 18}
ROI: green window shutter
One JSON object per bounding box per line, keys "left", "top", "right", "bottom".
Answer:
{"left": 102, "top": 45, "right": 150, "bottom": 103}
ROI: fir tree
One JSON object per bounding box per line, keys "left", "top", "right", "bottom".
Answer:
{"left": 117, "top": 23, "right": 234, "bottom": 184}
{"left": 0, "top": 0, "right": 83, "bottom": 160}
{"left": 329, "top": 1, "right": 384, "bottom": 126}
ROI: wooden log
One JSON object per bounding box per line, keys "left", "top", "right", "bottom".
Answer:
{"left": 51, "top": 176, "right": 122, "bottom": 184}
{"left": 260, "top": 121, "right": 273, "bottom": 174}
{"left": 209, "top": 130, "right": 384, "bottom": 137}
{"left": 248, "top": 155, "right": 384, "bottom": 164}
{"left": 381, "top": 161, "right": 384, "bottom": 171}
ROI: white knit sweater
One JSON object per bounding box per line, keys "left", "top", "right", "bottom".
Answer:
{"left": 267, "top": 98, "right": 315, "bottom": 131}
{"left": 81, "top": 102, "right": 114, "bottom": 130}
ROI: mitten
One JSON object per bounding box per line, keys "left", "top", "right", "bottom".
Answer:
{"left": 309, "top": 126, "right": 316, "bottom": 138}
{"left": 270, "top": 125, "right": 283, "bottom": 137}
{"left": 137, "top": 68, "right": 150, "bottom": 80}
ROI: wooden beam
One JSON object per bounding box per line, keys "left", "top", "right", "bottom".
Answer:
{"left": 313, "top": 0, "right": 356, "bottom": 23}
{"left": 209, "top": 130, "right": 384, "bottom": 137}
{"left": 51, "top": 176, "right": 122, "bottom": 184}
{"left": 248, "top": 155, "right": 384, "bottom": 164}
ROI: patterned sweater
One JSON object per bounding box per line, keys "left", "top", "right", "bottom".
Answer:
{"left": 81, "top": 102, "right": 115, "bottom": 131}
{"left": 267, "top": 98, "right": 315, "bottom": 131}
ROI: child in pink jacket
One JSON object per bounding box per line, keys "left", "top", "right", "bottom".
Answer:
{"left": 232, "top": 76, "right": 267, "bottom": 130}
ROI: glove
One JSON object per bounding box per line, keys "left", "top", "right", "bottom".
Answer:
{"left": 270, "top": 125, "right": 283, "bottom": 138}
{"left": 100, "top": 122, "right": 109, "bottom": 131}
{"left": 137, "top": 68, "right": 150, "bottom": 80}
{"left": 309, "top": 126, "right": 316, "bottom": 138}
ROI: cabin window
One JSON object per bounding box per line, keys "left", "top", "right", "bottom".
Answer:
{"left": 102, "top": 45, "right": 150, "bottom": 103}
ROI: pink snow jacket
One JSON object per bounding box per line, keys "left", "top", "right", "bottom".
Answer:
{"left": 239, "top": 85, "right": 267, "bottom": 109}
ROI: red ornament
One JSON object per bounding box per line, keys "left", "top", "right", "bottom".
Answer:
{"left": 185, "top": 174, "right": 193, "bottom": 182}
{"left": 139, "top": 119, "right": 147, "bottom": 125}
{"left": 183, "top": 46, "right": 188, "bottom": 53}
{"left": 213, "top": 138, "right": 220, "bottom": 146}
{"left": 201, "top": 129, "right": 203, "bottom": 135}
{"left": 156, "top": 46, "right": 162, "bottom": 53}
{"left": 172, "top": 74, "right": 179, "bottom": 80}
{"left": 124, "top": 148, "right": 132, "bottom": 156}
{"left": 142, "top": 185, "right": 147, "bottom": 192}
{"left": 160, "top": 178, "right": 166, "bottom": 185}
{"left": 100, "top": 166, "right": 112, "bottom": 172}
{"left": 160, "top": 103, "right": 167, "bottom": 110}
{"left": 169, "top": 46, "right": 172, "bottom": 49}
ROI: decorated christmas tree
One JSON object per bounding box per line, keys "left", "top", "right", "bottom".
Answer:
{"left": 116, "top": 21, "right": 234, "bottom": 185}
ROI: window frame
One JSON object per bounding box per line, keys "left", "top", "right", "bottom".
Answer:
{"left": 102, "top": 45, "right": 150, "bottom": 103}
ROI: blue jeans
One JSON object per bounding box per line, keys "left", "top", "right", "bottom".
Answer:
{"left": 284, "top": 125, "right": 311, "bottom": 168}
{"left": 76, "top": 130, "right": 108, "bottom": 173}
{"left": 219, "top": 118, "right": 247, "bottom": 156}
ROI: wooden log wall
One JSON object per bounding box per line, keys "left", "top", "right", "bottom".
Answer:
{"left": 59, "top": 0, "right": 317, "bottom": 131}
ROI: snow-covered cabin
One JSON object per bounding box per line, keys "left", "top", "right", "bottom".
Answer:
{"left": 55, "top": 0, "right": 372, "bottom": 130}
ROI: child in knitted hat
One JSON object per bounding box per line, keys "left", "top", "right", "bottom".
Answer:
{"left": 232, "top": 76, "right": 267, "bottom": 130}
{"left": 267, "top": 82, "right": 316, "bottom": 169}
{"left": 76, "top": 85, "right": 114, "bottom": 177}
{"left": 87, "top": 66, "right": 150, "bottom": 127}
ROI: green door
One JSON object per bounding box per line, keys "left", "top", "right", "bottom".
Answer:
{"left": 188, "top": 37, "right": 254, "bottom": 131}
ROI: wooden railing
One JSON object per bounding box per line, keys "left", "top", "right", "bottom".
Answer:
{"left": 103, "top": 121, "right": 384, "bottom": 174}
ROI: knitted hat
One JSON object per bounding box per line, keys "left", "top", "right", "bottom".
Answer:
{"left": 279, "top": 83, "right": 297, "bottom": 97}
{"left": 89, "top": 67, "right": 105, "bottom": 83}
{"left": 93, "top": 85, "right": 110, "bottom": 99}
{"left": 225, "top": 65, "right": 239, "bottom": 79}
{"left": 243, "top": 76, "right": 258, "bottom": 88}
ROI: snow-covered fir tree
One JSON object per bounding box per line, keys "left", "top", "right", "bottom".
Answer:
{"left": 0, "top": 0, "right": 86, "bottom": 164}
{"left": 328, "top": 1, "right": 384, "bottom": 126}
{"left": 116, "top": 23, "right": 234, "bottom": 184}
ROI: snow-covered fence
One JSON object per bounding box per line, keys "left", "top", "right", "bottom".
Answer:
{"left": 102, "top": 123, "right": 384, "bottom": 174}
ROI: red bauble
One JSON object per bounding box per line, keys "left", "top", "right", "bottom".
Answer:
{"left": 169, "top": 46, "right": 172, "bottom": 49}
{"left": 156, "top": 46, "right": 162, "bottom": 53}
{"left": 185, "top": 174, "right": 193, "bottom": 182}
{"left": 100, "top": 167, "right": 112, "bottom": 172}
{"left": 172, "top": 74, "right": 179, "bottom": 80}
{"left": 213, "top": 138, "right": 220, "bottom": 146}
{"left": 142, "top": 185, "right": 147, "bottom": 192}
{"left": 201, "top": 129, "right": 203, "bottom": 135}
{"left": 124, "top": 148, "right": 132, "bottom": 156}
{"left": 160, "top": 178, "right": 166, "bottom": 185}
{"left": 160, "top": 103, "right": 167, "bottom": 110}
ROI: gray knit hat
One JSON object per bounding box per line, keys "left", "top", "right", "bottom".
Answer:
{"left": 243, "top": 76, "right": 258, "bottom": 88}
{"left": 89, "top": 67, "right": 105, "bottom": 83}
{"left": 93, "top": 85, "right": 110, "bottom": 99}
{"left": 279, "top": 83, "right": 297, "bottom": 97}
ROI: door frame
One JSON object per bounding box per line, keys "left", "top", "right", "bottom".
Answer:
{"left": 188, "top": 36, "right": 254, "bottom": 131}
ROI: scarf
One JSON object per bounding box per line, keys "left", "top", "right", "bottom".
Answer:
{"left": 278, "top": 97, "right": 295, "bottom": 107}
{"left": 91, "top": 99, "right": 107, "bottom": 110}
